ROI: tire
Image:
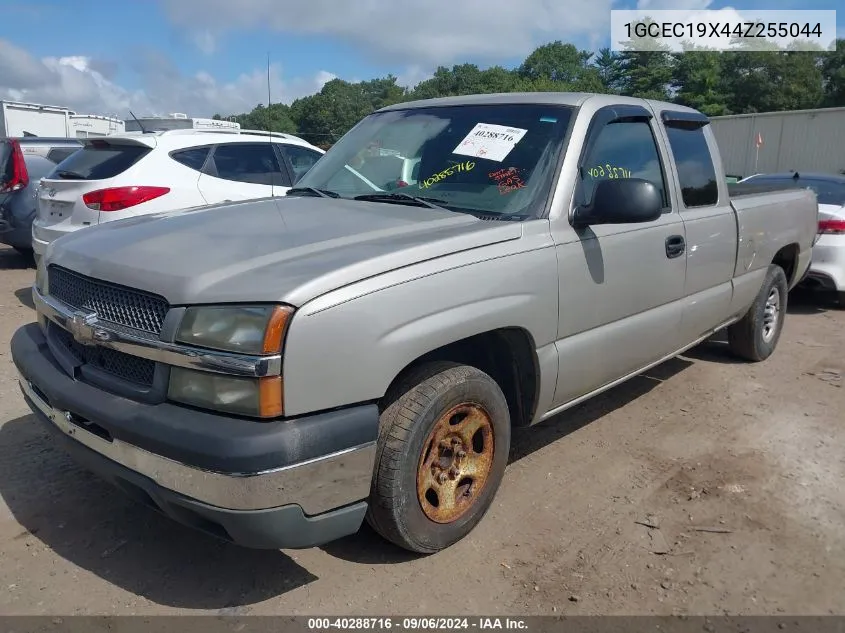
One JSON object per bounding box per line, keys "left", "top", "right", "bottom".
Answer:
{"left": 366, "top": 361, "right": 511, "bottom": 554}
{"left": 727, "top": 264, "right": 788, "bottom": 362}
{"left": 13, "top": 247, "right": 35, "bottom": 266}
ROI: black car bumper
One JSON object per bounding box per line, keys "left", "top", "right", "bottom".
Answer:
{"left": 11, "top": 323, "right": 380, "bottom": 550}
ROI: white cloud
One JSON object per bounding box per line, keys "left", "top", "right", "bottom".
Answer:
{"left": 397, "top": 66, "right": 434, "bottom": 89}
{"left": 0, "top": 39, "right": 335, "bottom": 119}
{"left": 191, "top": 30, "right": 217, "bottom": 56}
{"left": 637, "top": 0, "right": 711, "bottom": 10}
{"left": 161, "top": 0, "right": 614, "bottom": 65}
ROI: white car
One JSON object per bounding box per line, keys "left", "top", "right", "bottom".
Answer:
{"left": 32, "top": 129, "right": 324, "bottom": 263}
{"left": 738, "top": 172, "right": 845, "bottom": 305}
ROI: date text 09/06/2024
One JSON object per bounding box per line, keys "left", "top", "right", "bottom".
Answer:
{"left": 307, "top": 618, "right": 529, "bottom": 631}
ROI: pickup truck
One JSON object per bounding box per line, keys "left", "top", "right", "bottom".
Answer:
{"left": 11, "top": 92, "right": 818, "bottom": 555}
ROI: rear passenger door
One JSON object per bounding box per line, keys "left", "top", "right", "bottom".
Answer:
{"left": 197, "top": 142, "right": 292, "bottom": 204}
{"left": 659, "top": 112, "right": 737, "bottom": 341}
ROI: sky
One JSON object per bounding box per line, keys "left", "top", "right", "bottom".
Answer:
{"left": 0, "top": 0, "right": 842, "bottom": 120}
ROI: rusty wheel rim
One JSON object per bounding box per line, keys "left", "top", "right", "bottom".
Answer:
{"left": 416, "top": 403, "right": 495, "bottom": 524}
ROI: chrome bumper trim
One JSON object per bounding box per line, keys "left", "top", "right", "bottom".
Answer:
{"left": 33, "top": 286, "right": 282, "bottom": 377}
{"left": 19, "top": 372, "right": 376, "bottom": 515}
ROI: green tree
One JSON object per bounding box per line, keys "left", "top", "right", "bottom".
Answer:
{"left": 614, "top": 18, "right": 675, "bottom": 100}
{"left": 408, "top": 63, "right": 521, "bottom": 100}
{"left": 671, "top": 44, "right": 728, "bottom": 115}
{"left": 518, "top": 41, "right": 591, "bottom": 83}
{"left": 821, "top": 39, "right": 845, "bottom": 106}
{"left": 720, "top": 40, "right": 824, "bottom": 113}
{"left": 592, "top": 48, "right": 623, "bottom": 93}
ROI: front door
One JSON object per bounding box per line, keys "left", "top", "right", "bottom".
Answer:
{"left": 549, "top": 104, "right": 688, "bottom": 408}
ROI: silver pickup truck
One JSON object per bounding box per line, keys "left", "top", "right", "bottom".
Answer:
{"left": 11, "top": 93, "right": 818, "bottom": 554}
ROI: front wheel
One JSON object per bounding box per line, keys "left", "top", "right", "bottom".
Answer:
{"left": 727, "top": 264, "right": 788, "bottom": 362}
{"left": 366, "top": 362, "right": 511, "bottom": 554}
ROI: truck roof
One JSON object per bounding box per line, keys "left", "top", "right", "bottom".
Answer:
{"left": 377, "top": 92, "right": 703, "bottom": 115}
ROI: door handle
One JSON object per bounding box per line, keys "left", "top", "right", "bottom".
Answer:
{"left": 665, "top": 235, "right": 685, "bottom": 259}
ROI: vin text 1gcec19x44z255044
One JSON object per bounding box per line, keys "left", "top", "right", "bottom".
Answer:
{"left": 11, "top": 92, "right": 818, "bottom": 554}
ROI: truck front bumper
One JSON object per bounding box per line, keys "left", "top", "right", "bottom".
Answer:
{"left": 11, "top": 323, "right": 379, "bottom": 550}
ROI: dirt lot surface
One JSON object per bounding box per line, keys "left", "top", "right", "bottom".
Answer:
{"left": 0, "top": 244, "right": 843, "bottom": 616}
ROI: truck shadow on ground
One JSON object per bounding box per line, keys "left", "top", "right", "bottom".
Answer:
{"left": 14, "top": 287, "right": 35, "bottom": 310}
{"left": 0, "top": 414, "right": 317, "bottom": 610}
{"left": 787, "top": 287, "right": 842, "bottom": 315}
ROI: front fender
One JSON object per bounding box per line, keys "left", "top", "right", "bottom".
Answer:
{"left": 281, "top": 244, "right": 559, "bottom": 417}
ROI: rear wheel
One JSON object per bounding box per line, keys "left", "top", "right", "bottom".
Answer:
{"left": 727, "top": 264, "right": 788, "bottom": 362}
{"left": 366, "top": 362, "right": 511, "bottom": 554}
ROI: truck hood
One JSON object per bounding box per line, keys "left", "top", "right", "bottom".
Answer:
{"left": 46, "top": 196, "right": 522, "bottom": 306}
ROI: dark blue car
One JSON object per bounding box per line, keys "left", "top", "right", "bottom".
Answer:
{"left": 0, "top": 137, "right": 82, "bottom": 258}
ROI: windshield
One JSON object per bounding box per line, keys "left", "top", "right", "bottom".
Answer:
{"left": 293, "top": 103, "right": 575, "bottom": 219}
{"left": 746, "top": 176, "right": 845, "bottom": 206}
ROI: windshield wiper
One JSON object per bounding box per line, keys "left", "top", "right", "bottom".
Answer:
{"left": 353, "top": 192, "right": 449, "bottom": 210}
{"left": 54, "top": 170, "right": 87, "bottom": 180}
{"left": 286, "top": 187, "right": 341, "bottom": 199}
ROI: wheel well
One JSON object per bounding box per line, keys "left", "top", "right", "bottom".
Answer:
{"left": 772, "top": 243, "right": 800, "bottom": 285}
{"left": 382, "top": 328, "right": 540, "bottom": 428}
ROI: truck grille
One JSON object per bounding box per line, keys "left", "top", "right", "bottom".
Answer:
{"left": 48, "top": 266, "right": 169, "bottom": 335}
{"left": 52, "top": 324, "right": 156, "bottom": 387}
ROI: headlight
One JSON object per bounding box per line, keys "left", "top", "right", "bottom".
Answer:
{"left": 168, "top": 367, "right": 283, "bottom": 418}
{"left": 170, "top": 304, "right": 292, "bottom": 418}
{"left": 175, "top": 305, "right": 293, "bottom": 355}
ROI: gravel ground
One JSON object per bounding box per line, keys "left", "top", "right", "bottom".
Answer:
{"left": 0, "top": 244, "right": 843, "bottom": 616}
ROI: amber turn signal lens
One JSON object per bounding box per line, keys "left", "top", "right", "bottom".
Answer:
{"left": 262, "top": 306, "right": 293, "bottom": 354}
{"left": 258, "top": 376, "right": 284, "bottom": 418}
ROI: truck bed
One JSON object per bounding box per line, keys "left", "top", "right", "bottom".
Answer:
{"left": 728, "top": 185, "right": 818, "bottom": 285}
{"left": 728, "top": 180, "right": 811, "bottom": 198}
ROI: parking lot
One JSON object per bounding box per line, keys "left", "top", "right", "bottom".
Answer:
{"left": 0, "top": 242, "right": 843, "bottom": 616}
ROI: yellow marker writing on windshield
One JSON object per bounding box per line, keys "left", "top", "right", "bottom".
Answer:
{"left": 420, "top": 161, "right": 476, "bottom": 189}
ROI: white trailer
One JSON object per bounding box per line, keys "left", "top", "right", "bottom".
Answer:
{"left": 70, "top": 114, "right": 125, "bottom": 137}
{"left": 0, "top": 100, "right": 73, "bottom": 138}
{"left": 124, "top": 114, "right": 240, "bottom": 132}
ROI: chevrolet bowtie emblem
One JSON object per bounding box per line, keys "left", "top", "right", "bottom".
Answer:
{"left": 67, "top": 311, "right": 102, "bottom": 346}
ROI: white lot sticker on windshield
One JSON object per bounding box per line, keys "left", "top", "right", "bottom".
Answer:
{"left": 452, "top": 123, "right": 528, "bottom": 162}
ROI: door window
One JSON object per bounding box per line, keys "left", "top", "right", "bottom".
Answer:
{"left": 171, "top": 146, "right": 211, "bottom": 172}
{"left": 664, "top": 126, "right": 718, "bottom": 207}
{"left": 283, "top": 145, "right": 322, "bottom": 183}
{"left": 580, "top": 120, "right": 668, "bottom": 209}
{"left": 208, "top": 143, "right": 290, "bottom": 186}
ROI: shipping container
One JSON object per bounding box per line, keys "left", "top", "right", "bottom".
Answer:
{"left": 709, "top": 107, "right": 845, "bottom": 179}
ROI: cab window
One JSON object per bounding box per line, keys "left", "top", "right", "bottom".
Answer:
{"left": 580, "top": 120, "right": 668, "bottom": 209}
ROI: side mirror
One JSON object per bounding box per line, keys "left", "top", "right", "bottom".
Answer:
{"left": 573, "top": 178, "right": 663, "bottom": 227}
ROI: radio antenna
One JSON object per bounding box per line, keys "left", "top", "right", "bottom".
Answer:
{"left": 266, "top": 52, "right": 274, "bottom": 198}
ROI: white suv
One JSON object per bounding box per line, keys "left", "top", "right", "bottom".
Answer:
{"left": 31, "top": 129, "right": 324, "bottom": 263}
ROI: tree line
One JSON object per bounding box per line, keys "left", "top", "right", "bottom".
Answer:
{"left": 215, "top": 38, "right": 845, "bottom": 149}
